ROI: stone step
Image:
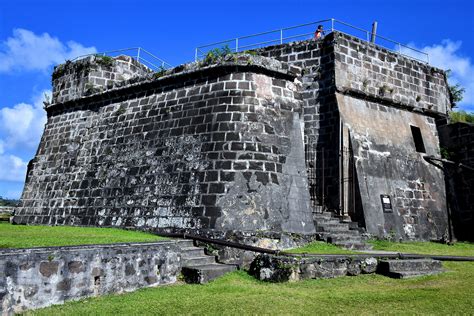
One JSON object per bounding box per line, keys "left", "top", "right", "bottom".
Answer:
{"left": 312, "top": 212, "right": 336, "bottom": 220}
{"left": 378, "top": 259, "right": 443, "bottom": 272}
{"left": 181, "top": 247, "right": 206, "bottom": 258}
{"left": 314, "top": 218, "right": 342, "bottom": 225}
{"left": 315, "top": 223, "right": 351, "bottom": 232}
{"left": 386, "top": 270, "right": 444, "bottom": 279}
{"left": 315, "top": 230, "right": 360, "bottom": 242}
{"left": 377, "top": 259, "right": 443, "bottom": 278}
{"left": 177, "top": 239, "right": 195, "bottom": 248}
{"left": 326, "top": 233, "right": 364, "bottom": 243}
{"left": 347, "top": 222, "right": 361, "bottom": 230}
{"left": 182, "top": 256, "right": 217, "bottom": 267}
{"left": 333, "top": 241, "right": 373, "bottom": 250}
{"left": 181, "top": 264, "right": 237, "bottom": 284}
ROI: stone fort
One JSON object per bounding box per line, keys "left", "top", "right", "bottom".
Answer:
{"left": 12, "top": 29, "right": 454, "bottom": 244}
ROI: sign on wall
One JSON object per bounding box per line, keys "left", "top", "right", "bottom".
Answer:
{"left": 380, "top": 195, "right": 393, "bottom": 213}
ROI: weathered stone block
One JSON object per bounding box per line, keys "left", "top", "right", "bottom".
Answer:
{"left": 39, "top": 261, "right": 59, "bottom": 277}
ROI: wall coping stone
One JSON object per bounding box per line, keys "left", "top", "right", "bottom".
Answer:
{"left": 0, "top": 239, "right": 189, "bottom": 256}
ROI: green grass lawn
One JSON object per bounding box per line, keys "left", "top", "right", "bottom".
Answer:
{"left": 287, "top": 241, "right": 356, "bottom": 254}
{"left": 0, "top": 222, "right": 167, "bottom": 248}
{"left": 30, "top": 262, "right": 474, "bottom": 315}
{"left": 288, "top": 239, "right": 474, "bottom": 257}
{"left": 368, "top": 240, "right": 474, "bottom": 256}
{"left": 4, "top": 224, "right": 473, "bottom": 314}
{"left": 29, "top": 241, "right": 474, "bottom": 315}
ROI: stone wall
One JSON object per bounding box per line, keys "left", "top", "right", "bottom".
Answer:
{"left": 52, "top": 55, "right": 152, "bottom": 104}
{"left": 439, "top": 122, "right": 474, "bottom": 241}
{"left": 253, "top": 32, "right": 450, "bottom": 239}
{"left": 337, "top": 95, "right": 447, "bottom": 239}
{"left": 333, "top": 33, "right": 450, "bottom": 115}
{"left": 0, "top": 241, "right": 183, "bottom": 314}
{"left": 255, "top": 38, "right": 341, "bottom": 210}
{"left": 14, "top": 55, "right": 315, "bottom": 236}
{"left": 334, "top": 33, "right": 450, "bottom": 239}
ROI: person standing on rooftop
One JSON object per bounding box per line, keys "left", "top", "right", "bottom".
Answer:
{"left": 314, "top": 25, "right": 325, "bottom": 40}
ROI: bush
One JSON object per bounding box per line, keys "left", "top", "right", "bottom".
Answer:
{"left": 204, "top": 45, "right": 233, "bottom": 64}
{"left": 446, "top": 69, "right": 465, "bottom": 108}
{"left": 450, "top": 110, "right": 474, "bottom": 123}
{"left": 0, "top": 197, "right": 19, "bottom": 207}
{"left": 94, "top": 54, "right": 115, "bottom": 68}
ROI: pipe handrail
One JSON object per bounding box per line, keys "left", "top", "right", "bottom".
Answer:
{"left": 71, "top": 47, "right": 140, "bottom": 61}
{"left": 195, "top": 18, "right": 429, "bottom": 64}
{"left": 70, "top": 47, "right": 173, "bottom": 70}
{"left": 159, "top": 232, "right": 474, "bottom": 262}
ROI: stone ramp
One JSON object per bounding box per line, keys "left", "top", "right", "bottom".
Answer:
{"left": 313, "top": 212, "right": 372, "bottom": 250}
{"left": 377, "top": 259, "right": 444, "bottom": 278}
{"left": 178, "top": 240, "right": 237, "bottom": 284}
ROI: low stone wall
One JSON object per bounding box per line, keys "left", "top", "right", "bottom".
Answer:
{"left": 0, "top": 207, "right": 15, "bottom": 215}
{"left": 0, "top": 241, "right": 185, "bottom": 314}
{"left": 249, "top": 254, "right": 378, "bottom": 282}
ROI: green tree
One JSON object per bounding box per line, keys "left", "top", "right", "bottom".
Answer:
{"left": 446, "top": 70, "right": 466, "bottom": 108}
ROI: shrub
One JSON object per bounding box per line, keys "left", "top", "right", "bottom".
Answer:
{"left": 446, "top": 70, "right": 465, "bottom": 108}
{"left": 204, "top": 45, "right": 233, "bottom": 64}
{"left": 450, "top": 110, "right": 474, "bottom": 123}
{"left": 153, "top": 65, "right": 167, "bottom": 79}
{"left": 94, "top": 54, "right": 115, "bottom": 68}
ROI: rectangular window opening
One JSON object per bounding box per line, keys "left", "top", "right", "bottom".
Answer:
{"left": 410, "top": 125, "right": 426, "bottom": 153}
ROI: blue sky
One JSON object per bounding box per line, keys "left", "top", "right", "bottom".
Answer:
{"left": 0, "top": 0, "right": 473, "bottom": 198}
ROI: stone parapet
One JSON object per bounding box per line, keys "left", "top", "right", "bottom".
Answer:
{"left": 51, "top": 55, "right": 152, "bottom": 104}
{"left": 333, "top": 32, "right": 450, "bottom": 116}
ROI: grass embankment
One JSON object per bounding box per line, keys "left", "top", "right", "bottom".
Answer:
{"left": 31, "top": 262, "right": 474, "bottom": 315}
{"left": 369, "top": 240, "right": 474, "bottom": 256}
{"left": 288, "top": 239, "right": 474, "bottom": 257}
{"left": 287, "top": 241, "right": 356, "bottom": 254}
{"left": 0, "top": 222, "right": 167, "bottom": 248}
{"left": 31, "top": 241, "right": 474, "bottom": 315}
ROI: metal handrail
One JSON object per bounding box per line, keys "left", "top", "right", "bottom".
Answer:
{"left": 195, "top": 18, "right": 429, "bottom": 64}
{"left": 71, "top": 47, "right": 173, "bottom": 70}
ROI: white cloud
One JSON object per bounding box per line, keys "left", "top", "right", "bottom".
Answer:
{"left": 0, "top": 28, "right": 97, "bottom": 73}
{"left": 0, "top": 154, "right": 27, "bottom": 182}
{"left": 0, "top": 90, "right": 49, "bottom": 182}
{"left": 0, "top": 90, "right": 49, "bottom": 148}
{"left": 402, "top": 40, "right": 474, "bottom": 111}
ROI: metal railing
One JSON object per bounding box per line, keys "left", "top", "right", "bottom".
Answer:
{"left": 72, "top": 47, "right": 173, "bottom": 70}
{"left": 195, "top": 18, "right": 429, "bottom": 63}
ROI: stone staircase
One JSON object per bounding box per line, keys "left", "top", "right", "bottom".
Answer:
{"left": 313, "top": 211, "right": 372, "bottom": 250}
{"left": 178, "top": 240, "right": 237, "bottom": 284}
{"left": 377, "top": 259, "right": 444, "bottom": 278}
